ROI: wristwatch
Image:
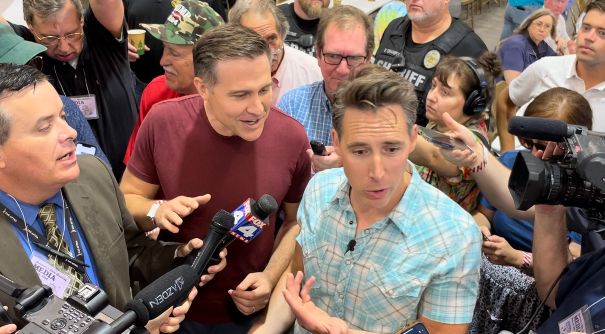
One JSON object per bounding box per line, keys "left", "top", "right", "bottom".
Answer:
{"left": 146, "top": 200, "right": 164, "bottom": 227}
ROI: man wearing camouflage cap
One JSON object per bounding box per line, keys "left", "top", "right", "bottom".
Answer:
{"left": 123, "top": 0, "right": 223, "bottom": 163}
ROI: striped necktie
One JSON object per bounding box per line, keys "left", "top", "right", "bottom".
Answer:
{"left": 39, "top": 203, "right": 84, "bottom": 297}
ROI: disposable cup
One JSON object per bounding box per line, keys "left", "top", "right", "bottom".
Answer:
{"left": 128, "top": 29, "right": 146, "bottom": 55}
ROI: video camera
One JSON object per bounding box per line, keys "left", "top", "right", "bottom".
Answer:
{"left": 507, "top": 116, "right": 605, "bottom": 253}
{"left": 507, "top": 116, "right": 605, "bottom": 210}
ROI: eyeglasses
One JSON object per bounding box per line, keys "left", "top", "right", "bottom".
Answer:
{"left": 519, "top": 138, "right": 547, "bottom": 151}
{"left": 321, "top": 51, "right": 366, "bottom": 67}
{"left": 531, "top": 21, "right": 552, "bottom": 30}
{"left": 32, "top": 30, "right": 84, "bottom": 46}
{"left": 270, "top": 45, "right": 284, "bottom": 61}
{"left": 26, "top": 56, "right": 44, "bottom": 71}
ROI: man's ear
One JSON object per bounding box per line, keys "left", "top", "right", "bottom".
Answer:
{"left": 193, "top": 76, "right": 208, "bottom": 100}
{"left": 0, "top": 147, "right": 7, "bottom": 169}
{"left": 331, "top": 128, "right": 341, "bottom": 154}
{"left": 409, "top": 124, "right": 418, "bottom": 152}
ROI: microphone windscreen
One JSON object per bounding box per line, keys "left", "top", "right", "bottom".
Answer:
{"left": 297, "top": 34, "right": 314, "bottom": 48}
{"left": 125, "top": 299, "right": 149, "bottom": 326}
{"left": 134, "top": 265, "right": 198, "bottom": 319}
{"left": 253, "top": 194, "right": 278, "bottom": 220}
{"left": 508, "top": 116, "right": 569, "bottom": 141}
{"left": 213, "top": 209, "right": 235, "bottom": 230}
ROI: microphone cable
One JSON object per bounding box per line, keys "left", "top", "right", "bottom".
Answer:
{"left": 512, "top": 268, "right": 566, "bottom": 334}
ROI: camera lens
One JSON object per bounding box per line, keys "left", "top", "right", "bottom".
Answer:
{"left": 509, "top": 151, "right": 605, "bottom": 210}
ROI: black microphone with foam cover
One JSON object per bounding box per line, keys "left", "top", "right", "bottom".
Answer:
{"left": 208, "top": 194, "right": 279, "bottom": 265}
{"left": 108, "top": 265, "right": 197, "bottom": 333}
{"left": 185, "top": 210, "right": 234, "bottom": 278}
{"left": 508, "top": 116, "right": 572, "bottom": 141}
{"left": 254, "top": 194, "right": 279, "bottom": 220}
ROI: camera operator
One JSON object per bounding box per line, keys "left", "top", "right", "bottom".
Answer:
{"left": 0, "top": 63, "right": 227, "bottom": 332}
{"left": 530, "top": 145, "right": 605, "bottom": 332}
{"left": 437, "top": 112, "right": 605, "bottom": 332}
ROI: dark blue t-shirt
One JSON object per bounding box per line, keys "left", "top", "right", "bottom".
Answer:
{"left": 538, "top": 246, "right": 605, "bottom": 333}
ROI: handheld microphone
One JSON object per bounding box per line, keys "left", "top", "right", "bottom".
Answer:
{"left": 108, "top": 265, "right": 198, "bottom": 333}
{"left": 229, "top": 194, "right": 278, "bottom": 243}
{"left": 184, "top": 195, "right": 278, "bottom": 279}
{"left": 296, "top": 34, "right": 314, "bottom": 49}
{"left": 508, "top": 116, "right": 571, "bottom": 141}
{"left": 186, "top": 210, "right": 235, "bottom": 278}
{"left": 205, "top": 195, "right": 279, "bottom": 266}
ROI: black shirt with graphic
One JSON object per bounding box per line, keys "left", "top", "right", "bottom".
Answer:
{"left": 278, "top": 3, "right": 318, "bottom": 57}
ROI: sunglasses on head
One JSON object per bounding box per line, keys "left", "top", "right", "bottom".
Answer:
{"left": 519, "top": 137, "right": 547, "bottom": 151}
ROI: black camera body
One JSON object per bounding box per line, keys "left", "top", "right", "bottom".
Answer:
{"left": 509, "top": 122, "right": 605, "bottom": 253}
{"left": 509, "top": 124, "right": 605, "bottom": 211}
{"left": 7, "top": 282, "right": 124, "bottom": 334}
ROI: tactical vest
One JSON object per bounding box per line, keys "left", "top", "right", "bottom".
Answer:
{"left": 375, "top": 16, "right": 473, "bottom": 125}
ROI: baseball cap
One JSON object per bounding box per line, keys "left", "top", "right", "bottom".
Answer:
{"left": 141, "top": 0, "right": 224, "bottom": 45}
{"left": 0, "top": 24, "right": 47, "bottom": 64}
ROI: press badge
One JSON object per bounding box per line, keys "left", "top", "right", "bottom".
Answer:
{"left": 558, "top": 305, "right": 595, "bottom": 333}
{"left": 71, "top": 95, "right": 99, "bottom": 119}
{"left": 31, "top": 255, "right": 70, "bottom": 298}
{"left": 76, "top": 143, "right": 97, "bottom": 156}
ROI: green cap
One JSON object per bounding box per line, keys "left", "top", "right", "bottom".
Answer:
{"left": 0, "top": 24, "right": 47, "bottom": 65}
{"left": 141, "top": 0, "right": 224, "bottom": 45}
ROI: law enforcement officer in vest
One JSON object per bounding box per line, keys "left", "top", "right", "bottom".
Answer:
{"left": 374, "top": 0, "right": 487, "bottom": 126}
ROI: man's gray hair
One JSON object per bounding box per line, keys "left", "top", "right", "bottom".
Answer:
{"left": 228, "top": 0, "right": 289, "bottom": 38}
{"left": 23, "top": 0, "right": 83, "bottom": 25}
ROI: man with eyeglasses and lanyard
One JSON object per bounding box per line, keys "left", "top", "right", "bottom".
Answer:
{"left": 0, "top": 23, "right": 109, "bottom": 166}
{"left": 5, "top": 0, "right": 138, "bottom": 179}
{"left": 228, "top": 0, "right": 322, "bottom": 105}
{"left": 278, "top": 5, "right": 373, "bottom": 173}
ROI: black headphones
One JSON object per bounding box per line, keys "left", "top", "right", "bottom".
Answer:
{"left": 460, "top": 57, "right": 488, "bottom": 115}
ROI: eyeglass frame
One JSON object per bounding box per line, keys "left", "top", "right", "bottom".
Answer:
{"left": 31, "top": 29, "right": 84, "bottom": 47}
{"left": 320, "top": 50, "right": 367, "bottom": 67}
{"left": 530, "top": 19, "right": 553, "bottom": 31}
{"left": 26, "top": 56, "right": 44, "bottom": 70}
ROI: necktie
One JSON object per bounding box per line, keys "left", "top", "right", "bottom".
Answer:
{"left": 39, "top": 203, "right": 84, "bottom": 297}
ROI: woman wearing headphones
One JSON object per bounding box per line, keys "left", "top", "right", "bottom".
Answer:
{"left": 410, "top": 53, "right": 501, "bottom": 212}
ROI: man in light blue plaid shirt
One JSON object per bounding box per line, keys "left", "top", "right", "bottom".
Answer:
{"left": 250, "top": 65, "right": 481, "bottom": 334}
{"left": 277, "top": 5, "right": 373, "bottom": 172}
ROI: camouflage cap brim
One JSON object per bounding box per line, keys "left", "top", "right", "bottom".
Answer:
{"left": 140, "top": 0, "right": 224, "bottom": 46}
{"left": 141, "top": 23, "right": 193, "bottom": 45}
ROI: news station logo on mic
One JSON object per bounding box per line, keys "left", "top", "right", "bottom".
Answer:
{"left": 230, "top": 198, "right": 267, "bottom": 243}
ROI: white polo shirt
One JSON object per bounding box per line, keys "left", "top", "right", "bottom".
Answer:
{"left": 272, "top": 45, "right": 323, "bottom": 105}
